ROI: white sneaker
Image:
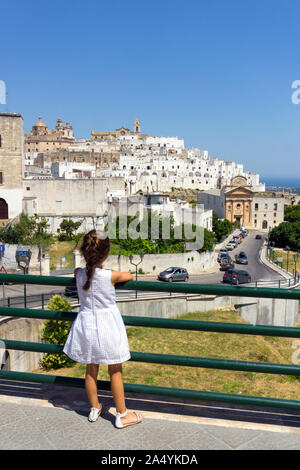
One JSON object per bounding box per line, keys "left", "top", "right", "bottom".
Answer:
{"left": 88, "top": 406, "right": 102, "bottom": 422}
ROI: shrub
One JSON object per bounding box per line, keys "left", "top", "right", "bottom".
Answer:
{"left": 40, "top": 295, "right": 76, "bottom": 369}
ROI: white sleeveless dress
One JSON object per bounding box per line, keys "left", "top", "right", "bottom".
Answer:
{"left": 63, "top": 267, "right": 131, "bottom": 365}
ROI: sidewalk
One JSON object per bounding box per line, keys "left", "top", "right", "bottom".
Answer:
{"left": 1, "top": 379, "right": 300, "bottom": 450}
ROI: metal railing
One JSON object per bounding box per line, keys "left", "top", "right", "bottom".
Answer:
{"left": 0, "top": 290, "right": 71, "bottom": 310}
{"left": 0, "top": 273, "right": 300, "bottom": 412}
{"left": 250, "top": 276, "right": 299, "bottom": 289}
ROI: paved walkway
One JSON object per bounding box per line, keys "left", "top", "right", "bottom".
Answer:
{"left": 0, "top": 379, "right": 300, "bottom": 450}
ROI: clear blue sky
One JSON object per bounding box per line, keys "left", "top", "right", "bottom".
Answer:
{"left": 1, "top": 0, "right": 300, "bottom": 180}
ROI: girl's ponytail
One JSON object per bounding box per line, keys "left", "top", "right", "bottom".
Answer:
{"left": 80, "top": 230, "right": 110, "bottom": 290}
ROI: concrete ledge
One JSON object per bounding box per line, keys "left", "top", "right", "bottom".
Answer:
{"left": 1, "top": 379, "right": 300, "bottom": 435}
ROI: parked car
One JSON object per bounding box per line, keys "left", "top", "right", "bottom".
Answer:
{"left": 64, "top": 285, "right": 78, "bottom": 298}
{"left": 219, "top": 258, "right": 235, "bottom": 271}
{"left": 157, "top": 267, "right": 189, "bottom": 282}
{"left": 225, "top": 244, "right": 234, "bottom": 251}
{"left": 227, "top": 239, "right": 238, "bottom": 248}
{"left": 225, "top": 243, "right": 235, "bottom": 251}
{"left": 223, "top": 269, "right": 252, "bottom": 285}
{"left": 256, "top": 234, "right": 262, "bottom": 240}
{"left": 218, "top": 250, "right": 229, "bottom": 262}
{"left": 235, "top": 251, "right": 248, "bottom": 265}
{"left": 233, "top": 235, "right": 242, "bottom": 244}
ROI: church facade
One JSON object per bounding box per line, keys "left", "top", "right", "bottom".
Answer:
{"left": 24, "top": 117, "right": 75, "bottom": 152}
{"left": 91, "top": 118, "right": 142, "bottom": 141}
{"left": 225, "top": 176, "right": 284, "bottom": 230}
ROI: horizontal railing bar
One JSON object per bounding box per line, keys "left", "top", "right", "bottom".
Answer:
{"left": 0, "top": 274, "right": 300, "bottom": 300}
{"left": 1, "top": 307, "right": 300, "bottom": 338}
{"left": 122, "top": 316, "right": 300, "bottom": 338}
{"left": 130, "top": 352, "right": 300, "bottom": 376}
{"left": 2, "top": 339, "right": 300, "bottom": 376}
{"left": 1, "top": 370, "right": 300, "bottom": 411}
{"left": 0, "top": 306, "right": 76, "bottom": 321}
{"left": 1, "top": 339, "right": 62, "bottom": 354}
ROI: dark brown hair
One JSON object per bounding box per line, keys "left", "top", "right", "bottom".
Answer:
{"left": 80, "top": 230, "right": 110, "bottom": 290}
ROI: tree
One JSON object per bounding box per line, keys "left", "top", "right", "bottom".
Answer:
{"left": 284, "top": 203, "right": 300, "bottom": 223}
{"left": 107, "top": 211, "right": 217, "bottom": 254}
{"left": 212, "top": 211, "right": 233, "bottom": 242}
{"left": 269, "top": 221, "right": 300, "bottom": 251}
{"left": 199, "top": 228, "right": 217, "bottom": 253}
{"left": 0, "top": 212, "right": 54, "bottom": 248}
{"left": 40, "top": 295, "right": 75, "bottom": 369}
{"left": 58, "top": 219, "right": 82, "bottom": 241}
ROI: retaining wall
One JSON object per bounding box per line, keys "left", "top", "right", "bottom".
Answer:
{"left": 74, "top": 249, "right": 217, "bottom": 276}
{"left": 116, "top": 293, "right": 299, "bottom": 327}
{"left": 0, "top": 317, "right": 44, "bottom": 372}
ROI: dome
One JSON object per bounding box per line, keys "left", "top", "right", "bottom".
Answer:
{"left": 34, "top": 117, "right": 47, "bottom": 127}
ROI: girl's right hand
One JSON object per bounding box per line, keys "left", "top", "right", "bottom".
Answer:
{"left": 111, "top": 270, "right": 134, "bottom": 286}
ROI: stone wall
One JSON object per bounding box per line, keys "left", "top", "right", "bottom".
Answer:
{"left": 115, "top": 294, "right": 299, "bottom": 327}
{"left": 74, "top": 249, "right": 217, "bottom": 276}
{"left": 0, "top": 113, "right": 24, "bottom": 219}
{"left": 22, "top": 177, "right": 125, "bottom": 218}
{"left": 0, "top": 317, "right": 44, "bottom": 371}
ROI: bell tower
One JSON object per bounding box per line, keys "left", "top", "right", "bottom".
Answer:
{"left": 134, "top": 118, "right": 140, "bottom": 134}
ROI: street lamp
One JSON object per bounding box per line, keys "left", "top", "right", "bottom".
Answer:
{"left": 15, "top": 246, "right": 32, "bottom": 308}
{"left": 271, "top": 241, "right": 275, "bottom": 262}
{"left": 129, "top": 252, "right": 144, "bottom": 298}
{"left": 285, "top": 245, "right": 290, "bottom": 273}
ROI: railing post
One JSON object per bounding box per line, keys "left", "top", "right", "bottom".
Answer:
{"left": 7, "top": 297, "right": 10, "bottom": 308}
{"left": 42, "top": 294, "right": 44, "bottom": 310}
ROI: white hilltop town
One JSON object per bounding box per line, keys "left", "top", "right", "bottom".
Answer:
{"left": 0, "top": 111, "right": 299, "bottom": 375}
{"left": 0, "top": 112, "right": 293, "bottom": 235}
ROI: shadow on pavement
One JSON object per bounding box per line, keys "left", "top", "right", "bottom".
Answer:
{"left": 0, "top": 379, "right": 300, "bottom": 430}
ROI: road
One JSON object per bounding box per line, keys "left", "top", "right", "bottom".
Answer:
{"left": 132, "top": 230, "right": 284, "bottom": 286}
{"left": 0, "top": 230, "right": 284, "bottom": 304}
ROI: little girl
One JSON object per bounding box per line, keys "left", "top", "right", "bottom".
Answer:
{"left": 63, "top": 229, "right": 143, "bottom": 429}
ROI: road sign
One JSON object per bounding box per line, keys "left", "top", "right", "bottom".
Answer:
{"left": 0, "top": 266, "right": 7, "bottom": 273}
{"left": 16, "top": 251, "right": 27, "bottom": 257}
{"left": 0, "top": 244, "right": 5, "bottom": 252}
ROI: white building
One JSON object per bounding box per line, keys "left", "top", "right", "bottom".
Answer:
{"left": 51, "top": 161, "right": 96, "bottom": 179}
{"left": 144, "top": 193, "right": 213, "bottom": 231}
